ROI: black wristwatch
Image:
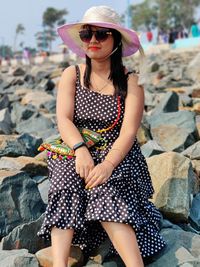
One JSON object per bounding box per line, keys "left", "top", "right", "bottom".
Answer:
{"left": 73, "top": 141, "right": 86, "bottom": 151}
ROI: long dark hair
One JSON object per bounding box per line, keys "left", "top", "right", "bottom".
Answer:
{"left": 83, "top": 26, "right": 128, "bottom": 99}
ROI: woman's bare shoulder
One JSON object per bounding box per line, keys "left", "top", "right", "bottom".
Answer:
{"left": 58, "top": 65, "right": 78, "bottom": 95}
{"left": 60, "top": 65, "right": 77, "bottom": 81}
{"left": 127, "top": 72, "right": 143, "bottom": 94}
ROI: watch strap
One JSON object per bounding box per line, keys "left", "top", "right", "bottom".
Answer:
{"left": 73, "top": 141, "right": 86, "bottom": 151}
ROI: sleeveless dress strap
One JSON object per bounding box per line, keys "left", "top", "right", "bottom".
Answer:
{"left": 75, "top": 65, "right": 81, "bottom": 87}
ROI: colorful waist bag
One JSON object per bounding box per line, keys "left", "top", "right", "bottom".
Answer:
{"left": 38, "top": 96, "right": 121, "bottom": 160}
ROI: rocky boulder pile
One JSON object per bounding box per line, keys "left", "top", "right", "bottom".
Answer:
{"left": 0, "top": 49, "right": 200, "bottom": 267}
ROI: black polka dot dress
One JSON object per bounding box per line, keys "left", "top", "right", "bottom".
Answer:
{"left": 38, "top": 66, "right": 166, "bottom": 258}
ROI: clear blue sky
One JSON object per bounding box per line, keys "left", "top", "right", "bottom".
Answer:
{"left": 0, "top": 0, "right": 143, "bottom": 51}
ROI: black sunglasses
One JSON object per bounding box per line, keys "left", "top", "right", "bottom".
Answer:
{"left": 79, "top": 28, "right": 112, "bottom": 43}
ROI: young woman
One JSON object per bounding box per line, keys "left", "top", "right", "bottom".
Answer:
{"left": 38, "top": 6, "right": 166, "bottom": 267}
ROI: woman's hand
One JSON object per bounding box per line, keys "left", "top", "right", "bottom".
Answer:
{"left": 75, "top": 146, "right": 95, "bottom": 179}
{"left": 84, "top": 160, "right": 114, "bottom": 189}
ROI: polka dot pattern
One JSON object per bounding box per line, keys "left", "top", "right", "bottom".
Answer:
{"left": 38, "top": 66, "right": 166, "bottom": 258}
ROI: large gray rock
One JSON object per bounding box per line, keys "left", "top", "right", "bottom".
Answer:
{"left": 144, "top": 91, "right": 157, "bottom": 109}
{"left": 181, "top": 141, "right": 200, "bottom": 160}
{"left": 141, "top": 140, "right": 164, "bottom": 157}
{"left": 186, "top": 53, "right": 200, "bottom": 82}
{"left": 12, "top": 67, "right": 26, "bottom": 76}
{"left": 37, "top": 78, "right": 55, "bottom": 91}
{"left": 179, "top": 93, "right": 193, "bottom": 107}
{"left": 11, "top": 102, "right": 36, "bottom": 124}
{"left": 36, "top": 246, "right": 84, "bottom": 267}
{"left": 42, "top": 99, "right": 56, "bottom": 114}
{"left": 21, "top": 91, "right": 54, "bottom": 109}
{"left": 0, "top": 133, "right": 42, "bottom": 157}
{"left": 189, "top": 192, "right": 200, "bottom": 231}
{"left": 146, "top": 228, "right": 200, "bottom": 267}
{"left": 0, "top": 170, "right": 46, "bottom": 237}
{"left": 15, "top": 113, "right": 55, "bottom": 136}
{"left": 151, "top": 125, "right": 195, "bottom": 152}
{"left": 0, "top": 156, "right": 47, "bottom": 177}
{"left": 146, "top": 152, "right": 199, "bottom": 222}
{"left": 152, "top": 91, "right": 179, "bottom": 115}
{"left": 1, "top": 214, "right": 50, "bottom": 253}
{"left": 147, "top": 110, "right": 198, "bottom": 138}
{"left": 147, "top": 110, "right": 199, "bottom": 152}
{"left": 0, "top": 94, "right": 10, "bottom": 111}
{"left": 0, "top": 249, "right": 39, "bottom": 267}
{"left": 0, "top": 108, "right": 12, "bottom": 134}
{"left": 38, "top": 177, "right": 49, "bottom": 204}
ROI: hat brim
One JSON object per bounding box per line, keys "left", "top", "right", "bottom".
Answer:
{"left": 57, "top": 22, "right": 141, "bottom": 57}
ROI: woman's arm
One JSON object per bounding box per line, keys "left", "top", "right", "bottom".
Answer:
{"left": 104, "top": 73, "right": 144, "bottom": 166}
{"left": 57, "top": 65, "right": 94, "bottom": 178}
{"left": 85, "top": 74, "right": 144, "bottom": 189}
{"left": 57, "top": 65, "right": 84, "bottom": 146}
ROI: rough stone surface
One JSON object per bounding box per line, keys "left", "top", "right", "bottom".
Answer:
{"left": 0, "top": 170, "right": 46, "bottom": 237}
{"left": 0, "top": 94, "right": 10, "bottom": 111}
{"left": 0, "top": 156, "right": 47, "bottom": 177}
{"left": 181, "top": 141, "right": 200, "bottom": 160}
{"left": 189, "top": 193, "right": 200, "bottom": 231}
{"left": 0, "top": 108, "right": 12, "bottom": 134}
{"left": 146, "top": 152, "right": 199, "bottom": 222}
{"left": 147, "top": 110, "right": 199, "bottom": 139}
{"left": 152, "top": 91, "right": 179, "bottom": 115}
{"left": 146, "top": 228, "right": 200, "bottom": 267}
{"left": 0, "top": 133, "right": 42, "bottom": 157}
{"left": 1, "top": 214, "right": 50, "bottom": 253}
{"left": 186, "top": 53, "right": 200, "bottom": 82}
{"left": 21, "top": 91, "right": 54, "bottom": 108}
{"left": 0, "top": 249, "right": 39, "bottom": 267}
{"left": 15, "top": 114, "right": 55, "bottom": 136}
{"left": 141, "top": 140, "right": 165, "bottom": 157}
{"left": 151, "top": 125, "right": 196, "bottom": 152}
{"left": 36, "top": 246, "right": 84, "bottom": 267}
{"left": 136, "top": 123, "right": 151, "bottom": 146}
{"left": 38, "top": 178, "right": 49, "bottom": 204}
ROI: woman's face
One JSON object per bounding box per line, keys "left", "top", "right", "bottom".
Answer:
{"left": 80, "top": 25, "right": 114, "bottom": 60}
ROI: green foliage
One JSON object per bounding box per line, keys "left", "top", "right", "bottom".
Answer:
{"left": 130, "top": 0, "right": 200, "bottom": 31}
{"left": 0, "top": 45, "right": 13, "bottom": 58}
{"left": 43, "top": 7, "right": 68, "bottom": 27}
{"left": 13, "top": 23, "right": 25, "bottom": 52}
{"left": 130, "top": 1, "right": 158, "bottom": 30}
{"left": 37, "top": 7, "right": 68, "bottom": 51}
{"left": 16, "top": 24, "right": 25, "bottom": 35}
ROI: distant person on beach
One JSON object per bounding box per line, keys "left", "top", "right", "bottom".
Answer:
{"left": 38, "top": 5, "right": 166, "bottom": 267}
{"left": 157, "top": 29, "right": 168, "bottom": 44}
{"left": 146, "top": 28, "right": 153, "bottom": 43}
{"left": 23, "top": 47, "right": 31, "bottom": 65}
{"left": 168, "top": 28, "right": 178, "bottom": 44}
{"left": 190, "top": 21, "right": 199, "bottom": 37}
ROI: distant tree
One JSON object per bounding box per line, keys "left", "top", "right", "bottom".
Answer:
{"left": 130, "top": 0, "right": 200, "bottom": 31}
{"left": 13, "top": 23, "right": 25, "bottom": 52}
{"left": 0, "top": 45, "right": 13, "bottom": 58}
{"left": 35, "top": 31, "right": 49, "bottom": 51}
{"left": 130, "top": 1, "right": 158, "bottom": 30}
{"left": 40, "top": 7, "right": 68, "bottom": 51}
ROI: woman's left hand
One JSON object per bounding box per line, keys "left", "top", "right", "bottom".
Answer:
{"left": 84, "top": 161, "right": 114, "bottom": 189}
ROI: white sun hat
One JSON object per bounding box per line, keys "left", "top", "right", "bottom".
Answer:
{"left": 57, "top": 5, "right": 141, "bottom": 57}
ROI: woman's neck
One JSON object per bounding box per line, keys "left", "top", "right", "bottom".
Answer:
{"left": 91, "top": 60, "right": 111, "bottom": 75}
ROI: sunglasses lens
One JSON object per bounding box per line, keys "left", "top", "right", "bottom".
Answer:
{"left": 79, "top": 29, "right": 111, "bottom": 43}
{"left": 79, "top": 30, "right": 92, "bottom": 43}
{"left": 95, "top": 30, "right": 110, "bottom": 41}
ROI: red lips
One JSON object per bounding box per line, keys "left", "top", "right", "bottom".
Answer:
{"left": 88, "top": 46, "right": 100, "bottom": 51}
